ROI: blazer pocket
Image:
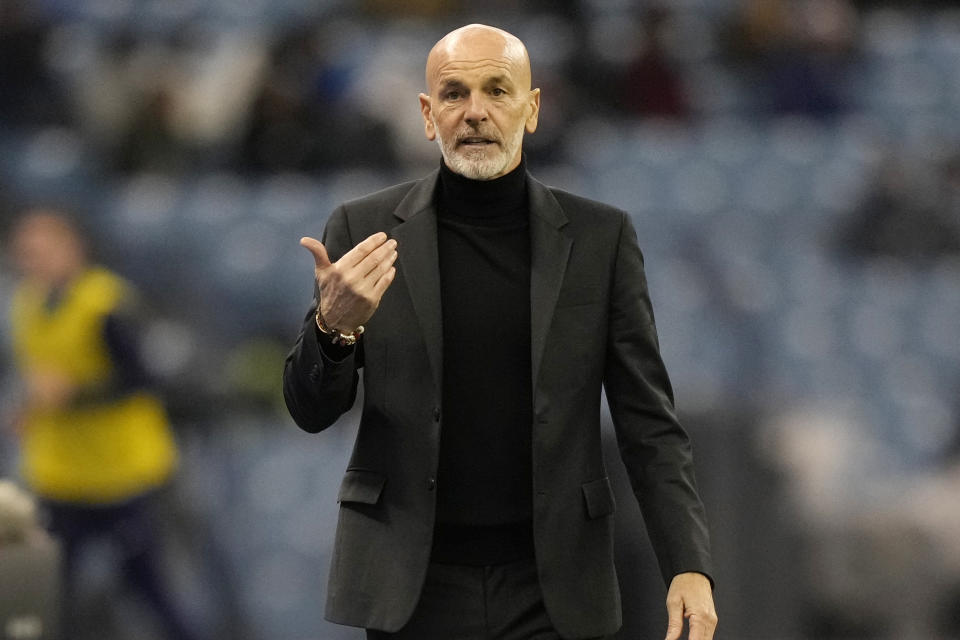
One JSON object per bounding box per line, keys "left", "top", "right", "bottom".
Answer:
{"left": 555, "top": 285, "right": 603, "bottom": 309}
{"left": 337, "top": 468, "right": 387, "bottom": 505}
{"left": 581, "top": 476, "right": 616, "bottom": 519}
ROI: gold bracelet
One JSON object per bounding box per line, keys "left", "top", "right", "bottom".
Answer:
{"left": 315, "top": 306, "right": 364, "bottom": 347}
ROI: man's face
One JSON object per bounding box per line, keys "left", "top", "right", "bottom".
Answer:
{"left": 419, "top": 27, "right": 540, "bottom": 181}
{"left": 10, "top": 213, "right": 85, "bottom": 286}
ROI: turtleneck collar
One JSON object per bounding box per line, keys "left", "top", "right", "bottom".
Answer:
{"left": 437, "top": 157, "right": 528, "bottom": 223}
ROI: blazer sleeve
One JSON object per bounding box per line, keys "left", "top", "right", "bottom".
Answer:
{"left": 282, "top": 205, "right": 364, "bottom": 433}
{"left": 603, "top": 212, "right": 715, "bottom": 587}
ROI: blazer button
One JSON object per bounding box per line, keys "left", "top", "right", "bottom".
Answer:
{"left": 432, "top": 407, "right": 441, "bottom": 422}
{"left": 427, "top": 477, "right": 437, "bottom": 491}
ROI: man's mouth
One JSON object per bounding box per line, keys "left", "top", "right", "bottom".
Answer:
{"left": 458, "top": 137, "right": 497, "bottom": 147}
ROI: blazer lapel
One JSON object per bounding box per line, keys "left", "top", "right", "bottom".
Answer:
{"left": 390, "top": 170, "right": 444, "bottom": 390}
{"left": 528, "top": 176, "right": 572, "bottom": 395}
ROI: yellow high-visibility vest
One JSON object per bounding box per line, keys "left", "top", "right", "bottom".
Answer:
{"left": 11, "top": 267, "right": 177, "bottom": 504}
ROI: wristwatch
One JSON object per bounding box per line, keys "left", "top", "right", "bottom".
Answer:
{"left": 315, "top": 306, "right": 364, "bottom": 347}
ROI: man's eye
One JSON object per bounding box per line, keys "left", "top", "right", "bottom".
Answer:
{"left": 491, "top": 88, "right": 505, "bottom": 96}
{"left": 445, "top": 91, "right": 461, "bottom": 100}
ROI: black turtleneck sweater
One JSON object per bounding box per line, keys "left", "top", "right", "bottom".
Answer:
{"left": 431, "top": 160, "right": 534, "bottom": 565}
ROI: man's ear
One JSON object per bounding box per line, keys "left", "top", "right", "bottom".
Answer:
{"left": 419, "top": 93, "right": 436, "bottom": 141}
{"left": 525, "top": 88, "right": 541, "bottom": 134}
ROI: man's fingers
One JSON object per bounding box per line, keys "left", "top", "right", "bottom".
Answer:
{"left": 300, "top": 237, "right": 332, "bottom": 269}
{"left": 364, "top": 244, "right": 398, "bottom": 282}
{"left": 687, "top": 614, "right": 705, "bottom": 640}
{"left": 664, "top": 572, "right": 716, "bottom": 640}
{"left": 342, "top": 232, "right": 391, "bottom": 268}
{"left": 664, "top": 596, "right": 684, "bottom": 640}
{"left": 371, "top": 266, "right": 397, "bottom": 300}
{"left": 302, "top": 232, "right": 390, "bottom": 272}
{"left": 353, "top": 237, "right": 398, "bottom": 279}
{"left": 687, "top": 611, "right": 718, "bottom": 640}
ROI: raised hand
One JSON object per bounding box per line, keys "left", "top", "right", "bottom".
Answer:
{"left": 300, "top": 232, "right": 398, "bottom": 333}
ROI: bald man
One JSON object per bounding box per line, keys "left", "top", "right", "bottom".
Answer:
{"left": 284, "top": 24, "right": 717, "bottom": 640}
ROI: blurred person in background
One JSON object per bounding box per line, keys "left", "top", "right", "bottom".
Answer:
{"left": 0, "top": 0, "right": 71, "bottom": 127}
{"left": 240, "top": 24, "right": 397, "bottom": 174}
{"left": 622, "top": 6, "right": 691, "bottom": 121}
{"left": 284, "top": 24, "right": 716, "bottom": 640}
{"left": 5, "top": 210, "right": 199, "bottom": 640}
{"left": 724, "top": 0, "right": 857, "bottom": 118}
{"left": 835, "top": 150, "right": 960, "bottom": 262}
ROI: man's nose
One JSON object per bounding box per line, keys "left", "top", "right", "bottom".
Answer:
{"left": 463, "top": 94, "right": 488, "bottom": 126}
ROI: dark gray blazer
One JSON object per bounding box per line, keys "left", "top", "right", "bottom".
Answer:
{"left": 283, "top": 169, "right": 713, "bottom": 639}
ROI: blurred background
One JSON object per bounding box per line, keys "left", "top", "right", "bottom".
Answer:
{"left": 2, "top": 0, "right": 960, "bottom": 638}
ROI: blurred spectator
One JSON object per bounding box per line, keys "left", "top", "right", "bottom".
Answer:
{"left": 725, "top": 0, "right": 858, "bottom": 118}
{"left": 622, "top": 7, "right": 691, "bottom": 121}
{"left": 835, "top": 150, "right": 960, "bottom": 261}
{"left": 239, "top": 24, "right": 396, "bottom": 173}
{"left": 0, "top": 1, "right": 71, "bottom": 127}
{"left": 5, "top": 210, "right": 199, "bottom": 640}
{"left": 764, "top": 394, "right": 960, "bottom": 638}
{"left": 563, "top": 6, "right": 693, "bottom": 121}
{"left": 49, "top": 27, "right": 188, "bottom": 174}
{"left": 114, "top": 84, "right": 188, "bottom": 174}
{"left": 56, "top": 25, "right": 265, "bottom": 175}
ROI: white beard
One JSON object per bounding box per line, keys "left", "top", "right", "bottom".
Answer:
{"left": 433, "top": 118, "right": 525, "bottom": 180}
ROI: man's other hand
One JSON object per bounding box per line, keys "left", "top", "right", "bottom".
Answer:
{"left": 664, "top": 572, "right": 717, "bottom": 640}
{"left": 300, "top": 232, "right": 397, "bottom": 332}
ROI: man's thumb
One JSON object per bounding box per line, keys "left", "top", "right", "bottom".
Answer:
{"left": 300, "top": 237, "right": 331, "bottom": 269}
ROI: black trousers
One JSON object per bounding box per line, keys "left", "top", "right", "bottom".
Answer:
{"left": 366, "top": 558, "right": 608, "bottom": 640}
